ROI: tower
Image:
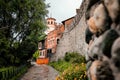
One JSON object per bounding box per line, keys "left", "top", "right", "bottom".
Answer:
{"left": 45, "top": 17, "right": 56, "bottom": 34}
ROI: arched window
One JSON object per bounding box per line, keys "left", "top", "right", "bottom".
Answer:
{"left": 57, "top": 39, "right": 60, "bottom": 44}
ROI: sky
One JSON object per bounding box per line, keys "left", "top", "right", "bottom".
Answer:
{"left": 45, "top": 0, "right": 82, "bottom": 23}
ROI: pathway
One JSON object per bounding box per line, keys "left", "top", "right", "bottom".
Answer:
{"left": 20, "top": 64, "right": 59, "bottom": 80}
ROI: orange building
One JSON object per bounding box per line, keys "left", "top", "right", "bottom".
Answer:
{"left": 37, "top": 17, "right": 65, "bottom": 63}
{"left": 46, "top": 24, "right": 64, "bottom": 54}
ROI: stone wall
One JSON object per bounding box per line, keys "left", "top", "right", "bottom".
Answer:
{"left": 51, "top": 0, "right": 89, "bottom": 61}
{"left": 53, "top": 15, "right": 87, "bottom": 60}
{"left": 85, "top": 0, "right": 120, "bottom": 80}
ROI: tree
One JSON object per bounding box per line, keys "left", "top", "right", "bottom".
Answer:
{"left": 0, "top": 0, "right": 48, "bottom": 67}
{"left": 33, "top": 50, "right": 40, "bottom": 60}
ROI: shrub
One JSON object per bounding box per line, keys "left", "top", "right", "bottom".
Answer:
{"left": 0, "top": 65, "right": 28, "bottom": 80}
{"left": 33, "top": 50, "right": 39, "bottom": 60}
{"left": 49, "top": 52, "right": 88, "bottom": 80}
{"left": 49, "top": 60, "right": 71, "bottom": 72}
{"left": 64, "top": 52, "right": 86, "bottom": 64}
{"left": 56, "top": 63, "right": 87, "bottom": 80}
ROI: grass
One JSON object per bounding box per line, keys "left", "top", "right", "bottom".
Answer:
{"left": 49, "top": 52, "right": 88, "bottom": 80}
{"left": 49, "top": 60, "right": 71, "bottom": 73}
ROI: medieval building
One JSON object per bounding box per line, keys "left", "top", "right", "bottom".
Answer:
{"left": 37, "top": 17, "right": 65, "bottom": 63}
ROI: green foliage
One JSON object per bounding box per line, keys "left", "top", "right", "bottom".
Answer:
{"left": 56, "top": 63, "right": 87, "bottom": 80}
{"left": 64, "top": 52, "right": 86, "bottom": 64}
{"left": 0, "top": 0, "right": 48, "bottom": 67}
{"left": 49, "top": 52, "right": 87, "bottom": 80}
{"left": 33, "top": 50, "right": 40, "bottom": 60}
{"left": 49, "top": 60, "right": 72, "bottom": 73}
{"left": 0, "top": 65, "right": 28, "bottom": 80}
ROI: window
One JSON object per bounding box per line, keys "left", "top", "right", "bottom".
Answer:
{"left": 38, "top": 42, "right": 42, "bottom": 49}
{"left": 47, "top": 21, "right": 50, "bottom": 24}
{"left": 39, "top": 50, "right": 45, "bottom": 58}
{"left": 39, "top": 51, "right": 42, "bottom": 56}
{"left": 51, "top": 21, "right": 53, "bottom": 24}
{"left": 57, "top": 39, "right": 60, "bottom": 44}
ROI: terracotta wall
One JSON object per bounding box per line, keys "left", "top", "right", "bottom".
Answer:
{"left": 46, "top": 30, "right": 57, "bottom": 53}
{"left": 46, "top": 24, "right": 64, "bottom": 53}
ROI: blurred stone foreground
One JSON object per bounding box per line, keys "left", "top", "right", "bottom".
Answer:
{"left": 85, "top": 0, "right": 120, "bottom": 80}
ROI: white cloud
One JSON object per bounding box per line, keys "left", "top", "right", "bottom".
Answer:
{"left": 45, "top": 0, "right": 82, "bottom": 23}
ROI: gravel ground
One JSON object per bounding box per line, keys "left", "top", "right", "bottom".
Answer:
{"left": 20, "top": 64, "right": 59, "bottom": 80}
